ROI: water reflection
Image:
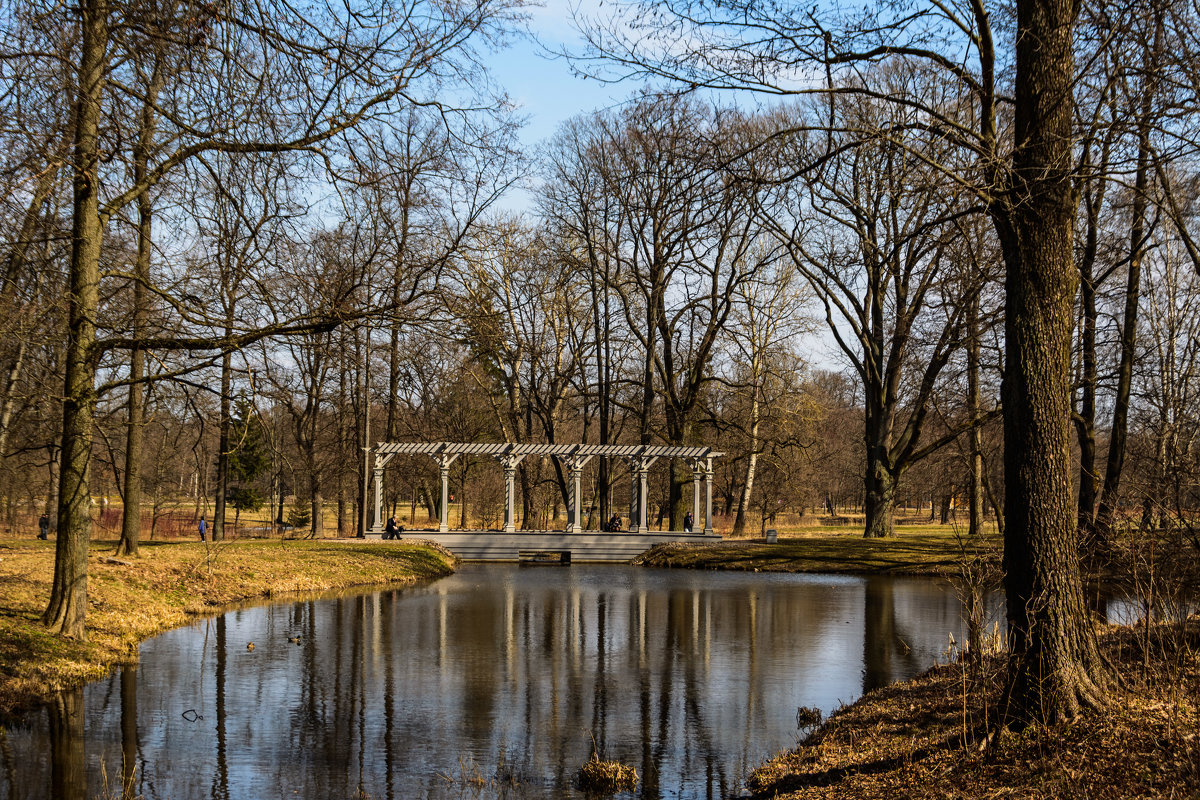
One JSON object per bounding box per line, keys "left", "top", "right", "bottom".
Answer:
{"left": 4, "top": 567, "right": 982, "bottom": 800}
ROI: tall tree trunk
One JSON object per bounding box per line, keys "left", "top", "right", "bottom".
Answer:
{"left": 212, "top": 349, "right": 232, "bottom": 541}
{"left": 863, "top": 396, "right": 896, "bottom": 537}
{"left": 1071, "top": 109, "right": 1116, "bottom": 538}
{"left": 118, "top": 193, "right": 153, "bottom": 557}
{"left": 44, "top": 0, "right": 107, "bottom": 638}
{"left": 1075, "top": 264, "right": 1099, "bottom": 532}
{"left": 864, "top": 457, "right": 896, "bottom": 538}
{"left": 336, "top": 349, "right": 351, "bottom": 536}
{"left": 310, "top": 488, "right": 323, "bottom": 538}
{"left": 519, "top": 463, "right": 535, "bottom": 530}
{"left": 1094, "top": 26, "right": 1159, "bottom": 539}
{"left": 967, "top": 294, "right": 985, "bottom": 537}
{"left": 733, "top": 449, "right": 758, "bottom": 536}
{"left": 117, "top": 57, "right": 163, "bottom": 558}
{"left": 996, "top": 0, "right": 1109, "bottom": 724}
{"left": 46, "top": 444, "right": 60, "bottom": 533}
{"left": 308, "top": 418, "right": 322, "bottom": 537}
{"left": 664, "top": 413, "right": 691, "bottom": 530}
{"left": 0, "top": 163, "right": 58, "bottom": 462}
{"left": 419, "top": 480, "right": 435, "bottom": 520}
{"left": 732, "top": 385, "right": 761, "bottom": 536}
{"left": 118, "top": 340, "right": 145, "bottom": 556}
{"left": 0, "top": 339, "right": 28, "bottom": 463}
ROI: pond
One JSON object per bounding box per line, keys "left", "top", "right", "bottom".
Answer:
{"left": 2, "top": 566, "right": 980, "bottom": 800}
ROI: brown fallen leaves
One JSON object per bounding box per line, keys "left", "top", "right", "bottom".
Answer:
{"left": 748, "top": 623, "right": 1200, "bottom": 799}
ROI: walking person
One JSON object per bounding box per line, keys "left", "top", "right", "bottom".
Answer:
{"left": 38, "top": 513, "right": 49, "bottom": 540}
{"left": 198, "top": 515, "right": 207, "bottom": 542}
{"left": 683, "top": 511, "right": 693, "bottom": 533}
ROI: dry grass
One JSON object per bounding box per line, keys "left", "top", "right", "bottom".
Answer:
{"left": 0, "top": 537, "right": 456, "bottom": 716}
{"left": 576, "top": 751, "right": 638, "bottom": 794}
{"left": 634, "top": 531, "right": 998, "bottom": 576}
{"left": 747, "top": 622, "right": 1200, "bottom": 799}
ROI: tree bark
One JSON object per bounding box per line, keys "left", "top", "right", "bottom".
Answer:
{"left": 864, "top": 456, "right": 897, "bottom": 538}
{"left": 43, "top": 0, "right": 106, "bottom": 639}
{"left": 996, "top": 0, "right": 1109, "bottom": 724}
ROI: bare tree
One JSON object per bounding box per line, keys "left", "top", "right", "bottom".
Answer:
{"left": 543, "top": 96, "right": 770, "bottom": 528}
{"left": 572, "top": 0, "right": 1110, "bottom": 723}
{"left": 723, "top": 251, "right": 811, "bottom": 535}
{"left": 454, "top": 219, "right": 590, "bottom": 527}
{"left": 2, "top": 0, "right": 523, "bottom": 638}
{"left": 759, "top": 84, "right": 983, "bottom": 539}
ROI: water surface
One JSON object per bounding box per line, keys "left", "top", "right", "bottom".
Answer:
{"left": 1, "top": 566, "right": 973, "bottom": 800}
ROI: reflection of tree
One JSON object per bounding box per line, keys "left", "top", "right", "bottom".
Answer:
{"left": 212, "top": 615, "right": 229, "bottom": 800}
{"left": 680, "top": 590, "right": 727, "bottom": 796}
{"left": 862, "top": 578, "right": 920, "bottom": 693}
{"left": 382, "top": 591, "right": 397, "bottom": 800}
{"left": 1, "top": 726, "right": 15, "bottom": 794}
{"left": 48, "top": 687, "right": 85, "bottom": 800}
{"left": 120, "top": 666, "right": 139, "bottom": 800}
{"left": 589, "top": 591, "right": 609, "bottom": 758}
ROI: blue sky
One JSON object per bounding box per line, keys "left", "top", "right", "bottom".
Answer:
{"left": 487, "top": 1, "right": 628, "bottom": 152}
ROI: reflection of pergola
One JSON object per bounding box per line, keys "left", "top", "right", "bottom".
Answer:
{"left": 369, "top": 442, "right": 723, "bottom": 535}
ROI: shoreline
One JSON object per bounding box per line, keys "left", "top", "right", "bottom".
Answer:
{"left": 633, "top": 531, "right": 998, "bottom": 576}
{"left": 0, "top": 530, "right": 984, "bottom": 717}
{"left": 0, "top": 537, "right": 457, "bottom": 717}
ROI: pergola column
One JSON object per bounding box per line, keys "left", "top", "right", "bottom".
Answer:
{"left": 372, "top": 457, "right": 385, "bottom": 532}
{"left": 691, "top": 459, "right": 703, "bottom": 530}
{"left": 626, "top": 455, "right": 658, "bottom": 533}
{"left": 369, "top": 451, "right": 395, "bottom": 533}
{"left": 496, "top": 453, "right": 526, "bottom": 532}
{"left": 437, "top": 453, "right": 459, "bottom": 532}
{"left": 563, "top": 454, "right": 593, "bottom": 533}
{"left": 703, "top": 456, "right": 715, "bottom": 535}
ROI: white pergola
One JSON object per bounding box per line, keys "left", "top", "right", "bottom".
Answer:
{"left": 367, "top": 442, "right": 723, "bottom": 535}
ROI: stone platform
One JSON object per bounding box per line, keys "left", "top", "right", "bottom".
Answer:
{"left": 368, "top": 529, "right": 721, "bottom": 563}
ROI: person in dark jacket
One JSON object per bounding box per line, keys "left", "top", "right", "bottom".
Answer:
{"left": 385, "top": 515, "right": 399, "bottom": 540}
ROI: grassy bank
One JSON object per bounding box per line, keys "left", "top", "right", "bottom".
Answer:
{"left": 747, "top": 622, "right": 1200, "bottom": 799}
{"left": 0, "top": 537, "right": 456, "bottom": 716}
{"left": 635, "top": 528, "right": 998, "bottom": 576}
